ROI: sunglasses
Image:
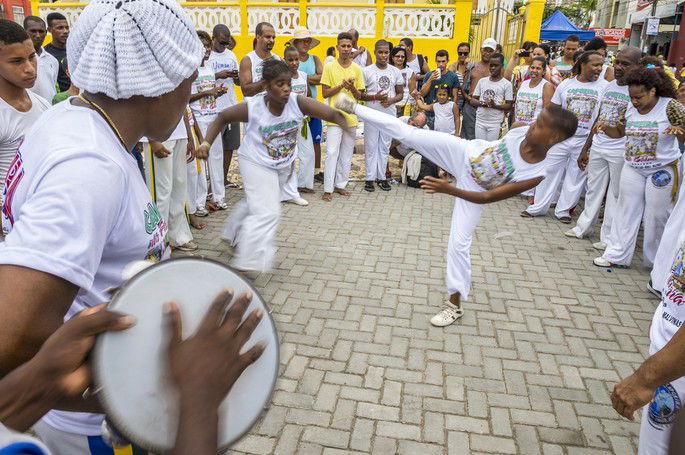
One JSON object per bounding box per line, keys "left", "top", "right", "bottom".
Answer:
{"left": 458, "top": 52, "right": 469, "bottom": 56}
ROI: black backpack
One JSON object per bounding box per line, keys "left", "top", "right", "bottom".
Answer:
{"left": 406, "top": 154, "right": 439, "bottom": 188}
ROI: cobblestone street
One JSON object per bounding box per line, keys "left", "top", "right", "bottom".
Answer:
{"left": 181, "top": 180, "right": 654, "bottom": 454}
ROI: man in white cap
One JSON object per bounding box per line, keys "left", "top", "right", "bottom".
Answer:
{"left": 0, "top": 1, "right": 266, "bottom": 453}
{"left": 460, "top": 37, "right": 496, "bottom": 140}
{"left": 239, "top": 22, "right": 279, "bottom": 97}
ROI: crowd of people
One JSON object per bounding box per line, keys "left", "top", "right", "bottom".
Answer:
{"left": 2, "top": 0, "right": 685, "bottom": 453}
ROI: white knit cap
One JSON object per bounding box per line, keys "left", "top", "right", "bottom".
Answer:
{"left": 67, "top": 0, "right": 204, "bottom": 100}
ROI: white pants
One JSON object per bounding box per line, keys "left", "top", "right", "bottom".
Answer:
{"left": 223, "top": 156, "right": 293, "bottom": 272}
{"left": 526, "top": 135, "right": 587, "bottom": 218}
{"left": 651, "top": 169, "right": 685, "bottom": 292}
{"left": 186, "top": 158, "right": 208, "bottom": 213}
{"left": 364, "top": 116, "right": 392, "bottom": 181}
{"left": 198, "top": 119, "right": 225, "bottom": 203}
{"left": 355, "top": 103, "right": 485, "bottom": 298}
{"left": 602, "top": 163, "right": 676, "bottom": 267}
{"left": 143, "top": 139, "right": 193, "bottom": 246}
{"left": 297, "top": 123, "right": 315, "bottom": 189}
{"left": 324, "top": 125, "right": 356, "bottom": 193}
{"left": 569, "top": 144, "right": 624, "bottom": 245}
{"left": 280, "top": 162, "right": 301, "bottom": 202}
{"left": 474, "top": 122, "right": 500, "bottom": 141}
{"left": 33, "top": 420, "right": 104, "bottom": 455}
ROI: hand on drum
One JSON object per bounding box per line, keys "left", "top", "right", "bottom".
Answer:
{"left": 164, "top": 289, "right": 266, "bottom": 405}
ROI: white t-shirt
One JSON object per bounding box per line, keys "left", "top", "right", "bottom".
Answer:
{"left": 0, "top": 100, "right": 169, "bottom": 435}
{"left": 473, "top": 77, "right": 514, "bottom": 126}
{"left": 362, "top": 64, "right": 403, "bottom": 114}
{"left": 514, "top": 79, "right": 547, "bottom": 125}
{"left": 30, "top": 50, "right": 59, "bottom": 103}
{"left": 324, "top": 55, "right": 335, "bottom": 66}
{"left": 433, "top": 101, "right": 455, "bottom": 135}
{"left": 467, "top": 125, "right": 548, "bottom": 190}
{"left": 624, "top": 97, "right": 685, "bottom": 169}
{"left": 552, "top": 77, "right": 608, "bottom": 137}
{"left": 353, "top": 48, "right": 370, "bottom": 68}
{"left": 246, "top": 50, "right": 281, "bottom": 85}
{"left": 190, "top": 65, "right": 218, "bottom": 122}
{"left": 239, "top": 92, "right": 303, "bottom": 170}
{"left": 398, "top": 66, "right": 416, "bottom": 105}
{"left": 592, "top": 80, "right": 630, "bottom": 151}
{"left": 0, "top": 91, "right": 50, "bottom": 194}
{"left": 208, "top": 49, "right": 239, "bottom": 110}
{"left": 650, "top": 236, "right": 685, "bottom": 353}
{"left": 291, "top": 70, "right": 309, "bottom": 97}
{"left": 406, "top": 54, "right": 422, "bottom": 76}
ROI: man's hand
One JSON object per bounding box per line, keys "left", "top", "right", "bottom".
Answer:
{"left": 427, "top": 70, "right": 440, "bottom": 82}
{"left": 411, "top": 89, "right": 421, "bottom": 100}
{"left": 215, "top": 70, "right": 232, "bottom": 80}
{"left": 611, "top": 372, "right": 657, "bottom": 420}
{"left": 341, "top": 78, "right": 356, "bottom": 91}
{"left": 577, "top": 150, "right": 589, "bottom": 171}
{"left": 166, "top": 289, "right": 265, "bottom": 405}
{"left": 196, "top": 142, "right": 210, "bottom": 160}
{"left": 419, "top": 176, "right": 456, "bottom": 195}
{"left": 28, "top": 305, "right": 135, "bottom": 399}
{"left": 186, "top": 140, "right": 196, "bottom": 163}
{"left": 151, "top": 141, "right": 171, "bottom": 159}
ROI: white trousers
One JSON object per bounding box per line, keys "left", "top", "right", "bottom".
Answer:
{"left": 602, "top": 163, "right": 676, "bottom": 267}
{"left": 223, "top": 156, "right": 293, "bottom": 272}
{"left": 280, "top": 162, "right": 301, "bottom": 202}
{"left": 651, "top": 169, "right": 685, "bottom": 292}
{"left": 355, "top": 103, "right": 485, "bottom": 298}
{"left": 33, "top": 420, "right": 103, "bottom": 455}
{"left": 474, "top": 122, "right": 500, "bottom": 141}
{"left": 364, "top": 117, "right": 392, "bottom": 181}
{"left": 324, "top": 125, "right": 356, "bottom": 193}
{"left": 569, "top": 144, "right": 624, "bottom": 245}
{"left": 297, "top": 123, "right": 315, "bottom": 189}
{"left": 186, "top": 158, "right": 208, "bottom": 213}
{"left": 143, "top": 139, "right": 193, "bottom": 246}
{"left": 526, "top": 135, "right": 587, "bottom": 218}
{"left": 198, "top": 119, "right": 225, "bottom": 203}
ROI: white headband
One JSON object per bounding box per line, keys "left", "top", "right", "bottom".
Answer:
{"left": 67, "top": 0, "right": 204, "bottom": 100}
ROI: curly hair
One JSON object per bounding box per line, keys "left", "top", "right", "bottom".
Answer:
{"left": 571, "top": 50, "right": 602, "bottom": 76}
{"left": 262, "top": 58, "right": 291, "bottom": 82}
{"left": 624, "top": 67, "right": 677, "bottom": 99}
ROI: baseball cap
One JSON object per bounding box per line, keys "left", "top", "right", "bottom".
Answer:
{"left": 482, "top": 38, "right": 498, "bottom": 50}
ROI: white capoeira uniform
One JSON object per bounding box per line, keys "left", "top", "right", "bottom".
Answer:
{"left": 223, "top": 92, "right": 303, "bottom": 271}
{"left": 601, "top": 97, "right": 684, "bottom": 267}
{"left": 290, "top": 70, "right": 315, "bottom": 192}
{"left": 568, "top": 81, "right": 629, "bottom": 245}
{"left": 514, "top": 78, "right": 548, "bottom": 199}
{"left": 352, "top": 103, "right": 548, "bottom": 298}
{"left": 638, "top": 236, "right": 685, "bottom": 454}
{"left": 186, "top": 108, "right": 209, "bottom": 215}
{"left": 362, "top": 63, "right": 402, "bottom": 181}
{"left": 651, "top": 178, "right": 685, "bottom": 293}
{"left": 525, "top": 76, "right": 608, "bottom": 219}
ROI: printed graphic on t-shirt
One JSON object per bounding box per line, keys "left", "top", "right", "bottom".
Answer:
{"left": 625, "top": 120, "right": 659, "bottom": 166}
{"left": 193, "top": 74, "right": 217, "bottom": 113}
{"left": 143, "top": 202, "right": 168, "bottom": 262}
{"left": 377, "top": 75, "right": 391, "bottom": 92}
{"left": 469, "top": 141, "right": 515, "bottom": 190}
{"left": 292, "top": 78, "right": 307, "bottom": 96}
{"left": 664, "top": 243, "right": 685, "bottom": 305}
{"left": 259, "top": 120, "right": 299, "bottom": 162}
{"left": 555, "top": 60, "right": 573, "bottom": 81}
{"left": 597, "top": 90, "right": 629, "bottom": 127}
{"left": 565, "top": 88, "right": 599, "bottom": 128}
{"left": 2, "top": 149, "right": 24, "bottom": 231}
{"left": 481, "top": 88, "right": 502, "bottom": 106}
{"left": 514, "top": 91, "right": 538, "bottom": 124}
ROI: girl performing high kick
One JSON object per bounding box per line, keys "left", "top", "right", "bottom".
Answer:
{"left": 198, "top": 60, "right": 347, "bottom": 272}
{"left": 335, "top": 95, "right": 577, "bottom": 326}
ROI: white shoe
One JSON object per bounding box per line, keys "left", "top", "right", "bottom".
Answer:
{"left": 195, "top": 206, "right": 209, "bottom": 217}
{"left": 592, "top": 241, "right": 607, "bottom": 250}
{"left": 647, "top": 279, "right": 662, "bottom": 299}
{"left": 593, "top": 256, "right": 612, "bottom": 267}
{"left": 215, "top": 200, "right": 229, "bottom": 210}
{"left": 334, "top": 94, "right": 356, "bottom": 114}
{"left": 285, "top": 197, "right": 309, "bottom": 206}
{"left": 564, "top": 229, "right": 581, "bottom": 238}
{"left": 430, "top": 302, "right": 464, "bottom": 327}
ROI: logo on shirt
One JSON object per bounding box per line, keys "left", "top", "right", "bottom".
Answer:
{"left": 378, "top": 75, "right": 391, "bottom": 91}
{"left": 648, "top": 383, "right": 682, "bottom": 428}
{"left": 2, "top": 148, "right": 24, "bottom": 231}
{"left": 665, "top": 245, "right": 685, "bottom": 306}
{"left": 143, "top": 202, "right": 168, "bottom": 262}
{"left": 259, "top": 120, "right": 299, "bottom": 162}
{"left": 626, "top": 120, "right": 659, "bottom": 166}
{"left": 566, "top": 88, "right": 599, "bottom": 127}
{"left": 651, "top": 169, "right": 672, "bottom": 188}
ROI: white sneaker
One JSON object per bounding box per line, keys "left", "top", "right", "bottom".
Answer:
{"left": 647, "top": 279, "right": 662, "bottom": 299}
{"left": 285, "top": 197, "right": 309, "bottom": 206}
{"left": 564, "top": 229, "right": 581, "bottom": 238}
{"left": 334, "top": 94, "right": 356, "bottom": 114}
{"left": 592, "top": 241, "right": 607, "bottom": 250}
{"left": 593, "top": 256, "right": 612, "bottom": 267}
{"left": 215, "top": 200, "right": 229, "bottom": 210}
{"left": 195, "top": 206, "right": 209, "bottom": 217}
{"left": 430, "top": 302, "right": 464, "bottom": 327}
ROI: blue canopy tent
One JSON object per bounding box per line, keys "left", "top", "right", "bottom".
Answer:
{"left": 540, "top": 11, "right": 596, "bottom": 41}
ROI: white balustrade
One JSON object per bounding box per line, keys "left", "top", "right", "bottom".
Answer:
{"left": 247, "top": 6, "right": 300, "bottom": 35}
{"left": 306, "top": 7, "right": 375, "bottom": 37}
{"left": 184, "top": 5, "right": 240, "bottom": 34}
{"left": 384, "top": 7, "right": 455, "bottom": 38}
{"left": 38, "top": 6, "right": 84, "bottom": 27}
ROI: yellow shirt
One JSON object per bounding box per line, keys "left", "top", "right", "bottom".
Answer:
{"left": 321, "top": 59, "right": 365, "bottom": 127}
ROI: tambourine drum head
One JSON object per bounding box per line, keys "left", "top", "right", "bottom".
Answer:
{"left": 93, "top": 258, "right": 279, "bottom": 453}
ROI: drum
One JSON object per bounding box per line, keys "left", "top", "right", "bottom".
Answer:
{"left": 93, "top": 257, "right": 279, "bottom": 453}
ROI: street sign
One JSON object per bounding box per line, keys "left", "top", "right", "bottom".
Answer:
{"left": 646, "top": 16, "right": 660, "bottom": 35}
